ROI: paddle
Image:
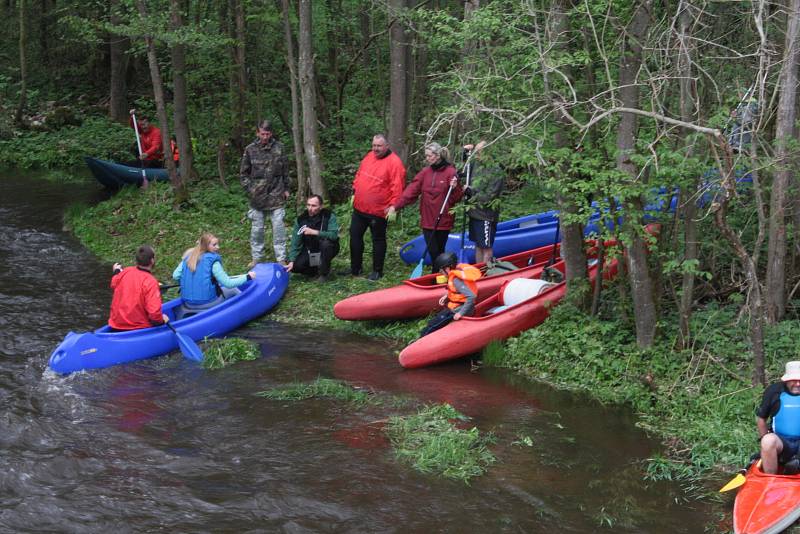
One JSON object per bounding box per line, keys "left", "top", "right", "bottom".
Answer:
{"left": 410, "top": 183, "right": 455, "bottom": 279}
{"left": 458, "top": 152, "right": 473, "bottom": 263}
{"left": 530, "top": 215, "right": 560, "bottom": 267}
{"left": 720, "top": 459, "right": 761, "bottom": 493}
{"left": 165, "top": 320, "right": 203, "bottom": 362}
{"left": 131, "top": 112, "right": 149, "bottom": 188}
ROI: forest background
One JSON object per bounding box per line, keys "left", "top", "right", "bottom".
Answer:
{"left": 4, "top": 0, "right": 800, "bottom": 489}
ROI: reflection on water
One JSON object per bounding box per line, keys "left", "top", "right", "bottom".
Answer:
{"left": 0, "top": 171, "right": 717, "bottom": 532}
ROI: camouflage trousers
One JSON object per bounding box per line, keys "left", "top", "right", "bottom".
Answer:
{"left": 247, "top": 207, "right": 286, "bottom": 263}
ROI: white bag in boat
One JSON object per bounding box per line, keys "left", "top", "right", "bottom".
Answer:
{"left": 501, "top": 278, "right": 554, "bottom": 306}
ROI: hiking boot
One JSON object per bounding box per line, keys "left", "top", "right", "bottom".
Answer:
{"left": 316, "top": 274, "right": 330, "bottom": 283}
{"left": 367, "top": 271, "right": 382, "bottom": 282}
{"left": 337, "top": 268, "right": 361, "bottom": 277}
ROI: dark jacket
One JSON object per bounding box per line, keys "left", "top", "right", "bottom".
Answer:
{"left": 239, "top": 138, "right": 290, "bottom": 211}
{"left": 288, "top": 208, "right": 340, "bottom": 261}
{"left": 466, "top": 162, "right": 505, "bottom": 222}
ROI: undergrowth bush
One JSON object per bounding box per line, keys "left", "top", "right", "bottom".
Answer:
{"left": 202, "top": 337, "right": 259, "bottom": 370}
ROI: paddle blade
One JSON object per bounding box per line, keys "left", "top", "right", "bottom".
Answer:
{"left": 719, "top": 473, "right": 746, "bottom": 493}
{"left": 175, "top": 331, "right": 203, "bottom": 362}
{"left": 410, "top": 259, "right": 424, "bottom": 279}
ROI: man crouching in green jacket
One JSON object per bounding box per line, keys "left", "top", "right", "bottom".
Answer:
{"left": 286, "top": 195, "right": 340, "bottom": 282}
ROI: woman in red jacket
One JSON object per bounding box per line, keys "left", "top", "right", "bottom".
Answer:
{"left": 386, "top": 142, "right": 462, "bottom": 270}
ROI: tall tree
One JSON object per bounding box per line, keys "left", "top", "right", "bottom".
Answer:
{"left": 108, "top": 0, "right": 130, "bottom": 122}
{"left": 169, "top": 0, "right": 194, "bottom": 187}
{"left": 765, "top": 0, "right": 800, "bottom": 323}
{"left": 280, "top": 0, "right": 307, "bottom": 204}
{"left": 229, "top": 0, "right": 246, "bottom": 152}
{"left": 298, "top": 0, "right": 326, "bottom": 197}
{"left": 14, "top": 0, "right": 27, "bottom": 126}
{"left": 388, "top": 0, "right": 410, "bottom": 163}
{"left": 614, "top": 1, "right": 657, "bottom": 347}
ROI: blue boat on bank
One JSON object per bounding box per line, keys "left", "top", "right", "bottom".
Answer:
{"left": 85, "top": 156, "right": 170, "bottom": 189}
{"left": 48, "top": 262, "right": 288, "bottom": 375}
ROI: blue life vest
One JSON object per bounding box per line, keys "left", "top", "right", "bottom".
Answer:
{"left": 774, "top": 391, "right": 800, "bottom": 438}
{"left": 180, "top": 253, "right": 221, "bottom": 305}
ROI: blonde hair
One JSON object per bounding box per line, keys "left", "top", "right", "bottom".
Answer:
{"left": 425, "top": 142, "right": 450, "bottom": 163}
{"left": 185, "top": 232, "right": 216, "bottom": 272}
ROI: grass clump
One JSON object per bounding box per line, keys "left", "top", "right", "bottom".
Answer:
{"left": 202, "top": 337, "right": 260, "bottom": 370}
{"left": 257, "top": 378, "right": 375, "bottom": 405}
{"left": 386, "top": 403, "right": 496, "bottom": 483}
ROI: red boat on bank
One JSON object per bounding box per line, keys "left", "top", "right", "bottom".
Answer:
{"left": 333, "top": 244, "right": 560, "bottom": 321}
{"left": 734, "top": 461, "right": 800, "bottom": 534}
{"left": 398, "top": 252, "right": 619, "bottom": 369}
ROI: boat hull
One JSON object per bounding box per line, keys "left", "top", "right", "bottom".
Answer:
{"left": 48, "top": 263, "right": 288, "bottom": 374}
{"left": 85, "top": 156, "right": 170, "bottom": 189}
{"left": 334, "top": 244, "right": 559, "bottom": 321}
{"left": 398, "top": 255, "right": 618, "bottom": 369}
{"left": 734, "top": 463, "right": 800, "bottom": 534}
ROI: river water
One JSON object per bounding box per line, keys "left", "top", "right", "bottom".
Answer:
{"left": 0, "top": 172, "right": 721, "bottom": 532}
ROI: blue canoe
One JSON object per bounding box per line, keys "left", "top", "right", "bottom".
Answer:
{"left": 85, "top": 156, "right": 170, "bottom": 189}
{"left": 48, "top": 262, "right": 289, "bottom": 374}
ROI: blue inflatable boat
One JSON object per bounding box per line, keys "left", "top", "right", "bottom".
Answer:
{"left": 48, "top": 262, "right": 288, "bottom": 374}
{"left": 85, "top": 156, "right": 170, "bottom": 189}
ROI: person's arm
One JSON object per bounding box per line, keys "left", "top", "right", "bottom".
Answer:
{"left": 239, "top": 148, "right": 252, "bottom": 190}
{"left": 757, "top": 416, "right": 771, "bottom": 440}
{"left": 452, "top": 278, "right": 476, "bottom": 318}
{"left": 110, "top": 264, "right": 123, "bottom": 289}
{"left": 147, "top": 128, "right": 163, "bottom": 159}
{"left": 211, "top": 261, "right": 249, "bottom": 288}
{"left": 393, "top": 169, "right": 424, "bottom": 211}
{"left": 471, "top": 167, "right": 505, "bottom": 205}
{"left": 447, "top": 167, "right": 464, "bottom": 206}
{"left": 319, "top": 212, "right": 339, "bottom": 241}
{"left": 388, "top": 158, "right": 406, "bottom": 207}
{"left": 143, "top": 278, "right": 165, "bottom": 325}
{"left": 172, "top": 261, "right": 183, "bottom": 281}
{"left": 288, "top": 220, "right": 303, "bottom": 261}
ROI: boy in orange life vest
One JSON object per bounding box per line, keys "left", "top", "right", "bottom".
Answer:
{"left": 419, "top": 252, "right": 482, "bottom": 337}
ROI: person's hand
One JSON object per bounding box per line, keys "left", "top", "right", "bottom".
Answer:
{"left": 438, "top": 294, "right": 447, "bottom": 306}
{"left": 463, "top": 144, "right": 475, "bottom": 151}
{"left": 450, "top": 176, "right": 458, "bottom": 187}
{"left": 247, "top": 270, "right": 257, "bottom": 279}
{"left": 162, "top": 313, "right": 170, "bottom": 323}
{"left": 385, "top": 206, "right": 396, "bottom": 221}
{"left": 113, "top": 262, "right": 122, "bottom": 272}
{"left": 285, "top": 262, "right": 293, "bottom": 272}
{"left": 284, "top": 190, "right": 290, "bottom": 200}
{"left": 129, "top": 108, "right": 136, "bottom": 116}
{"left": 453, "top": 312, "right": 462, "bottom": 321}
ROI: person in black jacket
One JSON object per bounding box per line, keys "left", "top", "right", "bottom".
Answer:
{"left": 286, "top": 195, "right": 340, "bottom": 282}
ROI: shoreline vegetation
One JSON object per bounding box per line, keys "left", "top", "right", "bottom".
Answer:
{"left": 59, "top": 172, "right": 800, "bottom": 491}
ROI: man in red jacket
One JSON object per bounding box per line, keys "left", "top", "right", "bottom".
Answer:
{"left": 108, "top": 245, "right": 168, "bottom": 331}
{"left": 128, "top": 109, "right": 164, "bottom": 168}
{"left": 342, "top": 134, "right": 406, "bottom": 281}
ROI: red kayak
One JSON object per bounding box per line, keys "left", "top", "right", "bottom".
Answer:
{"left": 398, "top": 253, "right": 619, "bottom": 369}
{"left": 334, "top": 244, "right": 560, "bottom": 321}
{"left": 734, "top": 462, "right": 800, "bottom": 534}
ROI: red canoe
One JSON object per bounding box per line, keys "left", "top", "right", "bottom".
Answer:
{"left": 398, "top": 253, "right": 619, "bottom": 369}
{"left": 734, "top": 462, "right": 800, "bottom": 534}
{"left": 334, "top": 244, "right": 560, "bottom": 321}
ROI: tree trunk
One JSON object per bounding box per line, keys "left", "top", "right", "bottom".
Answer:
{"left": 615, "top": 1, "right": 657, "bottom": 348}
{"left": 14, "top": 0, "right": 27, "bottom": 126}
{"left": 108, "top": 0, "right": 130, "bottom": 122}
{"left": 388, "top": 0, "right": 409, "bottom": 164}
{"left": 766, "top": 0, "right": 800, "bottom": 323}
{"left": 298, "top": 0, "right": 326, "bottom": 198}
{"left": 280, "top": 0, "right": 307, "bottom": 205}
{"left": 135, "top": 0, "right": 181, "bottom": 200}
{"left": 170, "top": 0, "right": 193, "bottom": 193}
{"left": 676, "top": 0, "right": 699, "bottom": 347}
{"left": 229, "top": 0, "right": 246, "bottom": 153}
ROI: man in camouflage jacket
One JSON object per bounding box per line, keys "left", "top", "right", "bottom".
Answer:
{"left": 239, "top": 120, "right": 290, "bottom": 265}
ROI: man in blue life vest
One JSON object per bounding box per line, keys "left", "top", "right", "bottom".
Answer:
{"left": 419, "top": 252, "right": 481, "bottom": 338}
{"left": 757, "top": 361, "right": 800, "bottom": 474}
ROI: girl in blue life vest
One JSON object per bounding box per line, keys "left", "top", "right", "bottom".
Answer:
{"left": 172, "top": 232, "right": 256, "bottom": 317}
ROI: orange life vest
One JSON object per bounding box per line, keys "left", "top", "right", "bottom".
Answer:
{"left": 170, "top": 139, "right": 180, "bottom": 162}
{"left": 446, "top": 263, "right": 481, "bottom": 310}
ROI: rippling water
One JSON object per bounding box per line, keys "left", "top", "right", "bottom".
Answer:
{"left": 0, "top": 171, "right": 717, "bottom": 532}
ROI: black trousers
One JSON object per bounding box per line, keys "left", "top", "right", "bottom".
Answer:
{"left": 422, "top": 228, "right": 450, "bottom": 270}
{"left": 293, "top": 239, "right": 339, "bottom": 276}
{"left": 349, "top": 209, "right": 387, "bottom": 274}
{"left": 420, "top": 308, "right": 455, "bottom": 338}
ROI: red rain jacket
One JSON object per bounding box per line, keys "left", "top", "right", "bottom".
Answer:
{"left": 129, "top": 117, "right": 164, "bottom": 162}
{"left": 394, "top": 163, "right": 462, "bottom": 230}
{"left": 108, "top": 267, "right": 164, "bottom": 330}
{"left": 352, "top": 151, "right": 406, "bottom": 217}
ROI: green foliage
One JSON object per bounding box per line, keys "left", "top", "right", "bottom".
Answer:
{"left": 386, "top": 403, "right": 496, "bottom": 483}
{"left": 0, "top": 116, "right": 133, "bottom": 168}
{"left": 256, "top": 377, "right": 375, "bottom": 405}
{"left": 201, "top": 337, "right": 259, "bottom": 370}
